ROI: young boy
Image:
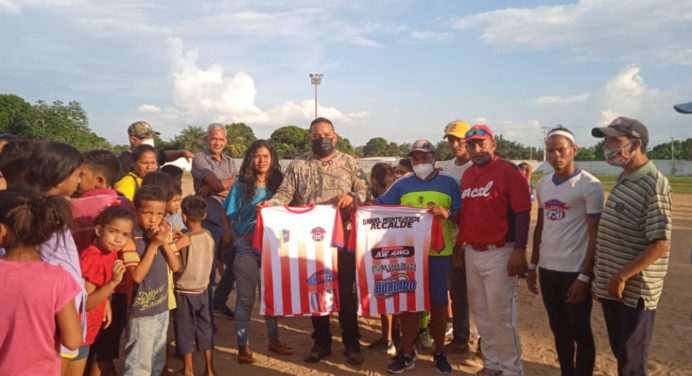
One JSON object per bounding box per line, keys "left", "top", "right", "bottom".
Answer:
{"left": 165, "top": 185, "right": 185, "bottom": 234}
{"left": 70, "top": 149, "right": 134, "bottom": 376}
{"left": 122, "top": 185, "right": 181, "bottom": 376}
{"left": 174, "top": 195, "right": 216, "bottom": 376}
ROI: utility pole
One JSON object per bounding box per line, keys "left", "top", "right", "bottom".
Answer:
{"left": 541, "top": 126, "right": 552, "bottom": 162}
{"left": 309, "top": 73, "right": 323, "bottom": 119}
{"left": 671, "top": 137, "right": 675, "bottom": 161}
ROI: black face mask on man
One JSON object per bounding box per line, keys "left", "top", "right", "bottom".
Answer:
{"left": 311, "top": 137, "right": 334, "bottom": 157}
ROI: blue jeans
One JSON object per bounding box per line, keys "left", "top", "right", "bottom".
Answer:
{"left": 205, "top": 220, "right": 236, "bottom": 309}
{"left": 233, "top": 239, "right": 279, "bottom": 346}
{"left": 123, "top": 311, "right": 169, "bottom": 376}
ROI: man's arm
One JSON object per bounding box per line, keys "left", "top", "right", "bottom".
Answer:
{"left": 566, "top": 216, "right": 600, "bottom": 303}
{"left": 163, "top": 150, "right": 194, "bottom": 163}
{"left": 268, "top": 162, "right": 297, "bottom": 206}
{"left": 191, "top": 153, "right": 235, "bottom": 194}
{"left": 527, "top": 210, "right": 543, "bottom": 294}
{"left": 607, "top": 239, "right": 670, "bottom": 299}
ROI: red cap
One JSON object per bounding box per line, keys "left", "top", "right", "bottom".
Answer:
{"left": 464, "top": 125, "right": 494, "bottom": 142}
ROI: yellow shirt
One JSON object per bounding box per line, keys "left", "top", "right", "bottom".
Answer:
{"left": 114, "top": 173, "right": 142, "bottom": 201}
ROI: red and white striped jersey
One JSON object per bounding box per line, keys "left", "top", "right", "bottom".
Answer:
{"left": 253, "top": 205, "right": 345, "bottom": 316}
{"left": 348, "top": 205, "right": 444, "bottom": 316}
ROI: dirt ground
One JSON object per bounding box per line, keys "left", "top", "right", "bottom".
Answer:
{"left": 172, "top": 177, "right": 692, "bottom": 375}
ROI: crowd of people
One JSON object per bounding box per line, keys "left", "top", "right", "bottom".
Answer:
{"left": 0, "top": 114, "right": 673, "bottom": 376}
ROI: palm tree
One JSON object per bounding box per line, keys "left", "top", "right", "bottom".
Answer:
{"left": 174, "top": 125, "right": 206, "bottom": 153}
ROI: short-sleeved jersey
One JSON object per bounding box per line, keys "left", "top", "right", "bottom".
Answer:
{"left": 79, "top": 245, "right": 117, "bottom": 344}
{"left": 437, "top": 159, "right": 473, "bottom": 184}
{"left": 128, "top": 227, "right": 169, "bottom": 318}
{"left": 535, "top": 170, "right": 604, "bottom": 272}
{"left": 458, "top": 157, "right": 531, "bottom": 246}
{"left": 348, "top": 206, "right": 445, "bottom": 316}
{"left": 375, "top": 171, "right": 461, "bottom": 256}
{"left": 254, "top": 205, "right": 344, "bottom": 316}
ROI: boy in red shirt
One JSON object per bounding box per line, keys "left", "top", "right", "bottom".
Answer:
{"left": 455, "top": 125, "right": 531, "bottom": 376}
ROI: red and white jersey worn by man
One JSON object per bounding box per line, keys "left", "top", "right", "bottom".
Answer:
{"left": 349, "top": 206, "right": 444, "bottom": 316}
{"left": 254, "top": 205, "right": 345, "bottom": 317}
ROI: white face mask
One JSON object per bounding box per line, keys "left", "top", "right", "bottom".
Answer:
{"left": 141, "top": 138, "right": 155, "bottom": 147}
{"left": 412, "top": 163, "right": 434, "bottom": 179}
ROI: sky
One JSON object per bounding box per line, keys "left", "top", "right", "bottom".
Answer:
{"left": 1, "top": 0, "right": 692, "bottom": 149}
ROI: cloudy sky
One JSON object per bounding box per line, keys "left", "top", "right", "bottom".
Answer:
{"left": 1, "top": 0, "right": 691, "bottom": 148}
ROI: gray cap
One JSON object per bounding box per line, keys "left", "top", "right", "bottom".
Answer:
{"left": 591, "top": 116, "right": 649, "bottom": 147}
{"left": 408, "top": 139, "right": 435, "bottom": 155}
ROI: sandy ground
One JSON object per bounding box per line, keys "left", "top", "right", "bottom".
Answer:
{"left": 170, "top": 177, "right": 692, "bottom": 375}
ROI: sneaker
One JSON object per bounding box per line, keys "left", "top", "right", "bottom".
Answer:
{"left": 445, "top": 322, "right": 454, "bottom": 340}
{"left": 303, "top": 346, "right": 332, "bottom": 363}
{"left": 387, "top": 352, "right": 416, "bottom": 374}
{"left": 475, "top": 368, "right": 502, "bottom": 376}
{"left": 214, "top": 306, "right": 235, "bottom": 319}
{"left": 433, "top": 351, "right": 453, "bottom": 374}
{"left": 388, "top": 349, "right": 417, "bottom": 366}
{"left": 419, "top": 329, "right": 433, "bottom": 349}
{"left": 343, "top": 348, "right": 365, "bottom": 365}
{"left": 366, "top": 338, "right": 397, "bottom": 356}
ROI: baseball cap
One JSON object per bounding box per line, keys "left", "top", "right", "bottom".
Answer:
{"left": 591, "top": 116, "right": 649, "bottom": 147}
{"left": 444, "top": 120, "right": 471, "bottom": 139}
{"left": 464, "top": 125, "right": 494, "bottom": 142}
{"left": 408, "top": 139, "right": 435, "bottom": 155}
{"left": 127, "top": 121, "right": 159, "bottom": 138}
{"left": 674, "top": 101, "right": 692, "bottom": 114}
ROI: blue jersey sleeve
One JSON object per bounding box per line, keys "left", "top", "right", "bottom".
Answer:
{"left": 374, "top": 179, "right": 402, "bottom": 205}
{"left": 449, "top": 178, "right": 462, "bottom": 211}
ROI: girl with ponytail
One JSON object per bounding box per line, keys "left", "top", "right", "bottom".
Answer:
{"left": 0, "top": 187, "right": 83, "bottom": 375}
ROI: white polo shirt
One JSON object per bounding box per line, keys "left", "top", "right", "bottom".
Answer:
{"left": 536, "top": 170, "right": 604, "bottom": 272}
{"left": 438, "top": 159, "right": 473, "bottom": 184}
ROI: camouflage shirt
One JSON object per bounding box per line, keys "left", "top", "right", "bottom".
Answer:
{"left": 270, "top": 151, "right": 368, "bottom": 207}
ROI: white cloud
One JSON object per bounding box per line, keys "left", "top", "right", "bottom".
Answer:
{"left": 533, "top": 93, "right": 590, "bottom": 105}
{"left": 600, "top": 64, "right": 658, "bottom": 124}
{"left": 149, "top": 37, "right": 366, "bottom": 127}
{"left": 453, "top": 0, "right": 692, "bottom": 65}
{"left": 0, "top": 0, "right": 81, "bottom": 14}
{"left": 407, "top": 31, "right": 452, "bottom": 44}
{"left": 138, "top": 104, "right": 162, "bottom": 113}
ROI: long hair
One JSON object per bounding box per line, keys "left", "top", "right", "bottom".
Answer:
{"left": 25, "top": 142, "right": 84, "bottom": 192}
{"left": 238, "top": 139, "right": 283, "bottom": 202}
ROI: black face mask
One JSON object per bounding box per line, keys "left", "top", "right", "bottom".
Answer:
{"left": 311, "top": 137, "right": 334, "bottom": 157}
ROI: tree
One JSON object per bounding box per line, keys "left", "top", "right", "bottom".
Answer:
{"left": 0, "top": 94, "right": 35, "bottom": 137}
{"left": 173, "top": 126, "right": 206, "bottom": 153}
{"left": 575, "top": 140, "right": 605, "bottom": 161}
{"left": 435, "top": 141, "right": 452, "bottom": 160}
{"left": 227, "top": 123, "right": 256, "bottom": 158}
{"left": 336, "top": 136, "right": 355, "bottom": 156}
{"left": 270, "top": 125, "right": 309, "bottom": 159}
{"left": 32, "top": 100, "right": 110, "bottom": 150}
{"left": 363, "top": 137, "right": 390, "bottom": 157}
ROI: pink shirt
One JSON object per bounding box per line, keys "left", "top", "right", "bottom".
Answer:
{"left": 0, "top": 259, "right": 81, "bottom": 375}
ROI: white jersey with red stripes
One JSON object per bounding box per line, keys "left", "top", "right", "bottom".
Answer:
{"left": 253, "top": 205, "right": 344, "bottom": 316}
{"left": 349, "top": 205, "right": 444, "bottom": 316}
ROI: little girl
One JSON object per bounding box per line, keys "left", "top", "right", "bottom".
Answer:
{"left": 77, "top": 206, "right": 136, "bottom": 375}
{"left": 0, "top": 187, "right": 83, "bottom": 375}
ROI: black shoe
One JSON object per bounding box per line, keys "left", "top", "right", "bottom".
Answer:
{"left": 343, "top": 348, "right": 364, "bottom": 365}
{"left": 387, "top": 352, "right": 415, "bottom": 374}
{"left": 214, "top": 306, "right": 235, "bottom": 319}
{"left": 303, "top": 346, "right": 332, "bottom": 363}
{"left": 433, "top": 351, "right": 452, "bottom": 374}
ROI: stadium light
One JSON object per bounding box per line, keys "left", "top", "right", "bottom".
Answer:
{"left": 309, "top": 73, "right": 323, "bottom": 119}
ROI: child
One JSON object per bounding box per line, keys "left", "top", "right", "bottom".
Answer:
{"left": 24, "top": 141, "right": 89, "bottom": 373}
{"left": 174, "top": 195, "right": 216, "bottom": 375}
{"left": 166, "top": 185, "right": 185, "bottom": 234}
{"left": 0, "top": 187, "right": 83, "bottom": 375}
{"left": 115, "top": 144, "right": 158, "bottom": 201}
{"left": 122, "top": 185, "right": 181, "bottom": 376}
{"left": 161, "top": 164, "right": 184, "bottom": 190}
{"left": 76, "top": 206, "right": 135, "bottom": 375}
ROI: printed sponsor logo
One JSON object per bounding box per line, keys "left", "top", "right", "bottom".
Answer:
{"left": 311, "top": 227, "right": 326, "bottom": 242}
{"left": 371, "top": 245, "right": 415, "bottom": 260}
{"left": 461, "top": 180, "right": 494, "bottom": 199}
{"left": 544, "top": 199, "right": 569, "bottom": 221}
{"left": 374, "top": 273, "right": 417, "bottom": 298}
{"left": 309, "top": 290, "right": 334, "bottom": 312}
{"left": 372, "top": 262, "right": 417, "bottom": 274}
{"left": 307, "top": 269, "right": 336, "bottom": 286}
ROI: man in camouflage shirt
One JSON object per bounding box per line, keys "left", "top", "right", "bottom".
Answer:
{"left": 259, "top": 117, "right": 368, "bottom": 365}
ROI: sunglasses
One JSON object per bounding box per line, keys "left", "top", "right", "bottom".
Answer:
{"left": 465, "top": 128, "right": 490, "bottom": 138}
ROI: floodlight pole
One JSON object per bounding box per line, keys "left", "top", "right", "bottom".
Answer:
{"left": 309, "top": 73, "right": 323, "bottom": 119}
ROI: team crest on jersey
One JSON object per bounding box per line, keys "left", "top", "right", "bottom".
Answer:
{"left": 374, "top": 273, "right": 417, "bottom": 298}
{"left": 544, "top": 199, "right": 569, "bottom": 221}
{"left": 281, "top": 229, "right": 290, "bottom": 242}
{"left": 417, "top": 196, "right": 424, "bottom": 205}
{"left": 311, "top": 227, "right": 326, "bottom": 242}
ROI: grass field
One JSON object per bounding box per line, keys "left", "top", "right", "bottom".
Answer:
{"left": 531, "top": 173, "right": 692, "bottom": 193}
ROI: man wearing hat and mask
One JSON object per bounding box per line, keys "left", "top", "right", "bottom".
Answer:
{"left": 591, "top": 117, "right": 672, "bottom": 376}
{"left": 376, "top": 138, "right": 461, "bottom": 374}
{"left": 456, "top": 124, "right": 531, "bottom": 376}
{"left": 118, "top": 121, "right": 193, "bottom": 174}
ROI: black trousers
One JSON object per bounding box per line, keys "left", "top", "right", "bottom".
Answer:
{"left": 448, "top": 264, "right": 470, "bottom": 343}
{"left": 174, "top": 290, "right": 214, "bottom": 356}
{"left": 539, "top": 268, "right": 595, "bottom": 376}
{"left": 601, "top": 298, "right": 656, "bottom": 376}
{"left": 311, "top": 250, "right": 361, "bottom": 351}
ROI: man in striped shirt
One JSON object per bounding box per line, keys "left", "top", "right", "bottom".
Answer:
{"left": 591, "top": 117, "right": 672, "bottom": 376}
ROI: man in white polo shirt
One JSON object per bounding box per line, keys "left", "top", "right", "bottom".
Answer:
{"left": 527, "top": 126, "right": 604, "bottom": 376}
